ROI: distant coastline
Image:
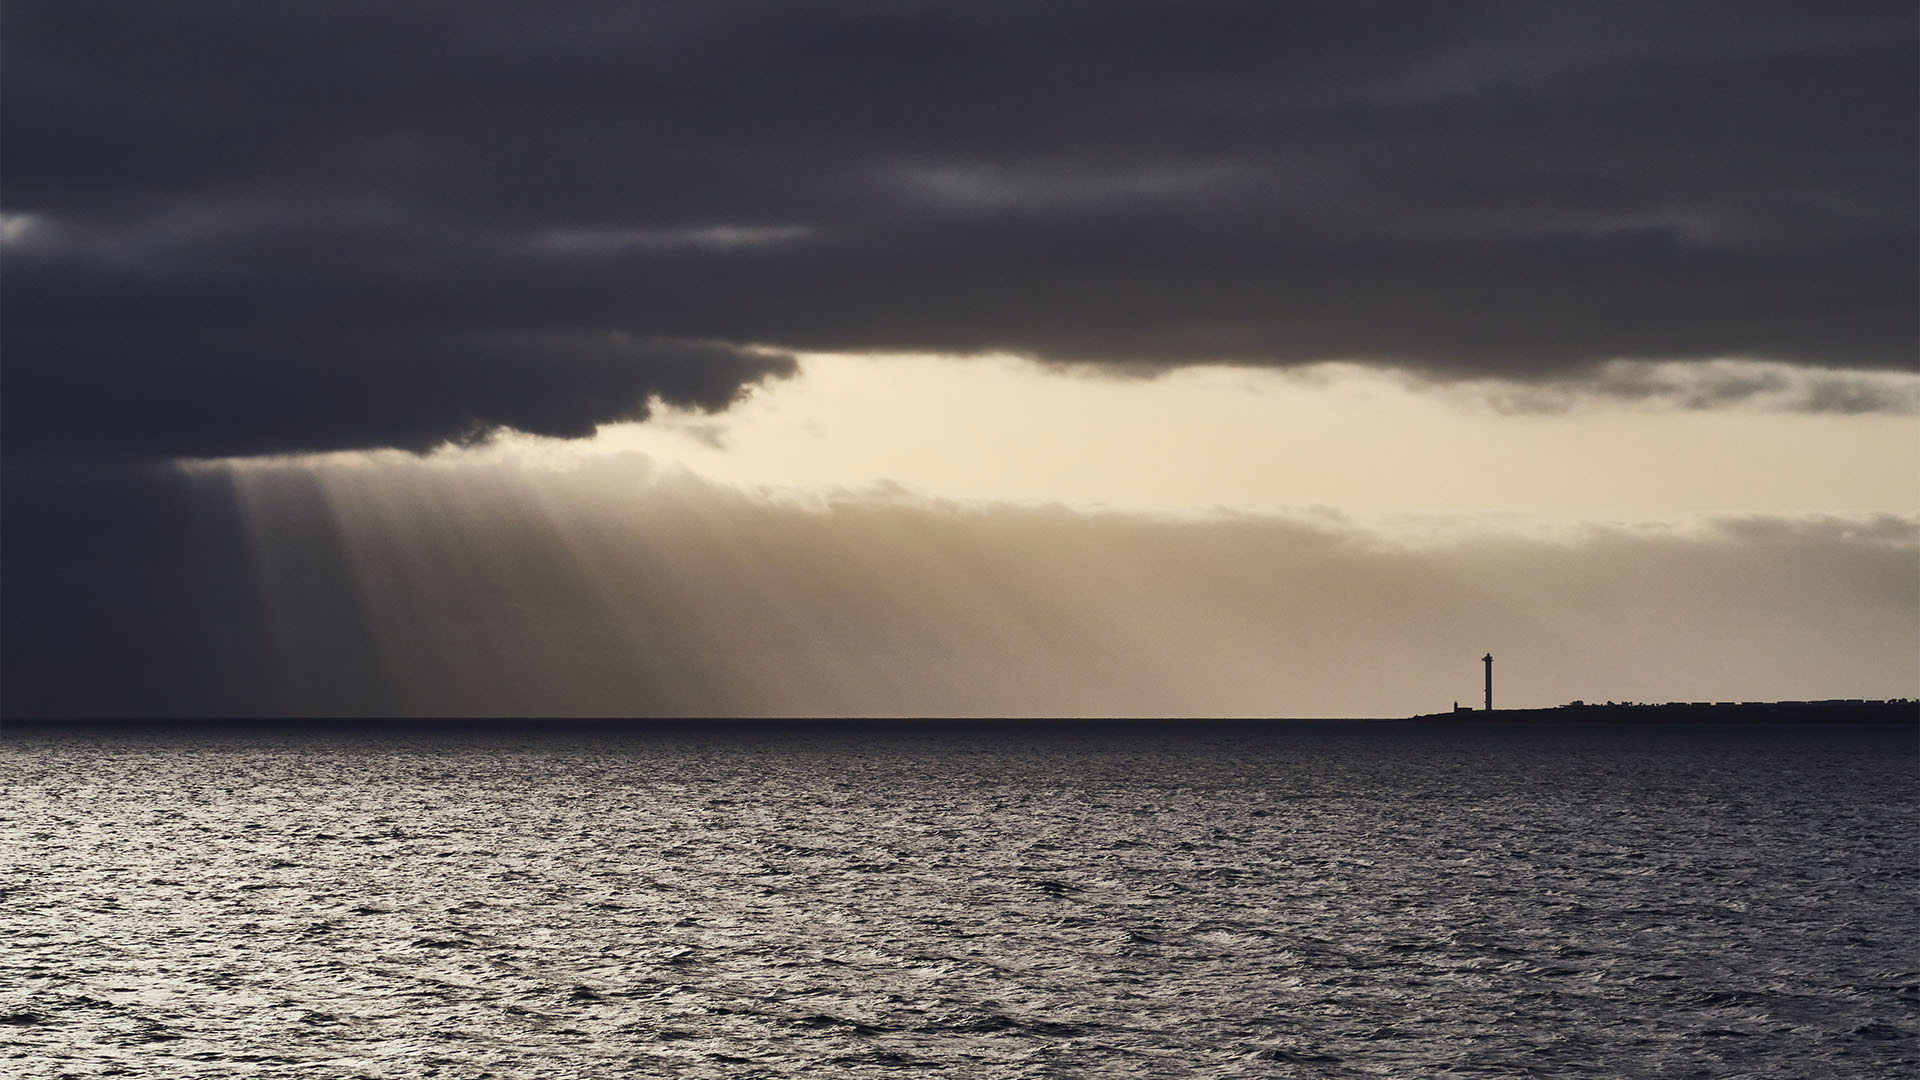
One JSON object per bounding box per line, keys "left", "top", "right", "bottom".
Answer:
{"left": 1403, "top": 699, "right": 1917, "bottom": 724}
{"left": 2, "top": 700, "right": 1915, "bottom": 732}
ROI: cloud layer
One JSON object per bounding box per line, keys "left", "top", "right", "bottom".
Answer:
{"left": 5, "top": 1, "right": 1914, "bottom": 459}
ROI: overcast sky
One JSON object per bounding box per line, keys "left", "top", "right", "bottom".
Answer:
{"left": 4, "top": 2, "right": 1914, "bottom": 718}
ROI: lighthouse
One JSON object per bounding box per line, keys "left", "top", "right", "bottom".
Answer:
{"left": 1483, "top": 653, "right": 1493, "bottom": 712}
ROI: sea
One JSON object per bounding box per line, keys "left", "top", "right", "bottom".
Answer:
{"left": 2, "top": 721, "right": 1914, "bottom": 1079}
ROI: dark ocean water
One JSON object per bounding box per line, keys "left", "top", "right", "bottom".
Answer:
{"left": 2, "top": 722, "right": 1914, "bottom": 1078}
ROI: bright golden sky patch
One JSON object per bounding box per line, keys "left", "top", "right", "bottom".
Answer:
{"left": 514, "top": 353, "right": 1919, "bottom": 522}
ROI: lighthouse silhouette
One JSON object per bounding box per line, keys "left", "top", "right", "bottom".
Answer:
{"left": 1482, "top": 653, "right": 1493, "bottom": 712}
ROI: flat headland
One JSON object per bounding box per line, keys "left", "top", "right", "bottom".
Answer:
{"left": 1404, "top": 698, "right": 1916, "bottom": 724}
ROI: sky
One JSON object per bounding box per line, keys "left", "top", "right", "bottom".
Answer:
{"left": 3, "top": 1, "right": 1915, "bottom": 718}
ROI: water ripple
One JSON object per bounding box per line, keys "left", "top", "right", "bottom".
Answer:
{"left": 1, "top": 724, "right": 1913, "bottom": 1078}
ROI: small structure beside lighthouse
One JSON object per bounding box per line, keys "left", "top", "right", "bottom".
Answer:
{"left": 1483, "top": 653, "right": 1494, "bottom": 712}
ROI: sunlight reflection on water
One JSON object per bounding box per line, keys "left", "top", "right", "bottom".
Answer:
{"left": 3, "top": 724, "right": 1914, "bottom": 1078}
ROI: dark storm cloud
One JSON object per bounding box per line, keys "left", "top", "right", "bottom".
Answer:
{"left": 4, "top": 0, "right": 1914, "bottom": 459}
{"left": 0, "top": 460, "right": 277, "bottom": 717}
{"left": 1469, "top": 359, "right": 1920, "bottom": 415}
